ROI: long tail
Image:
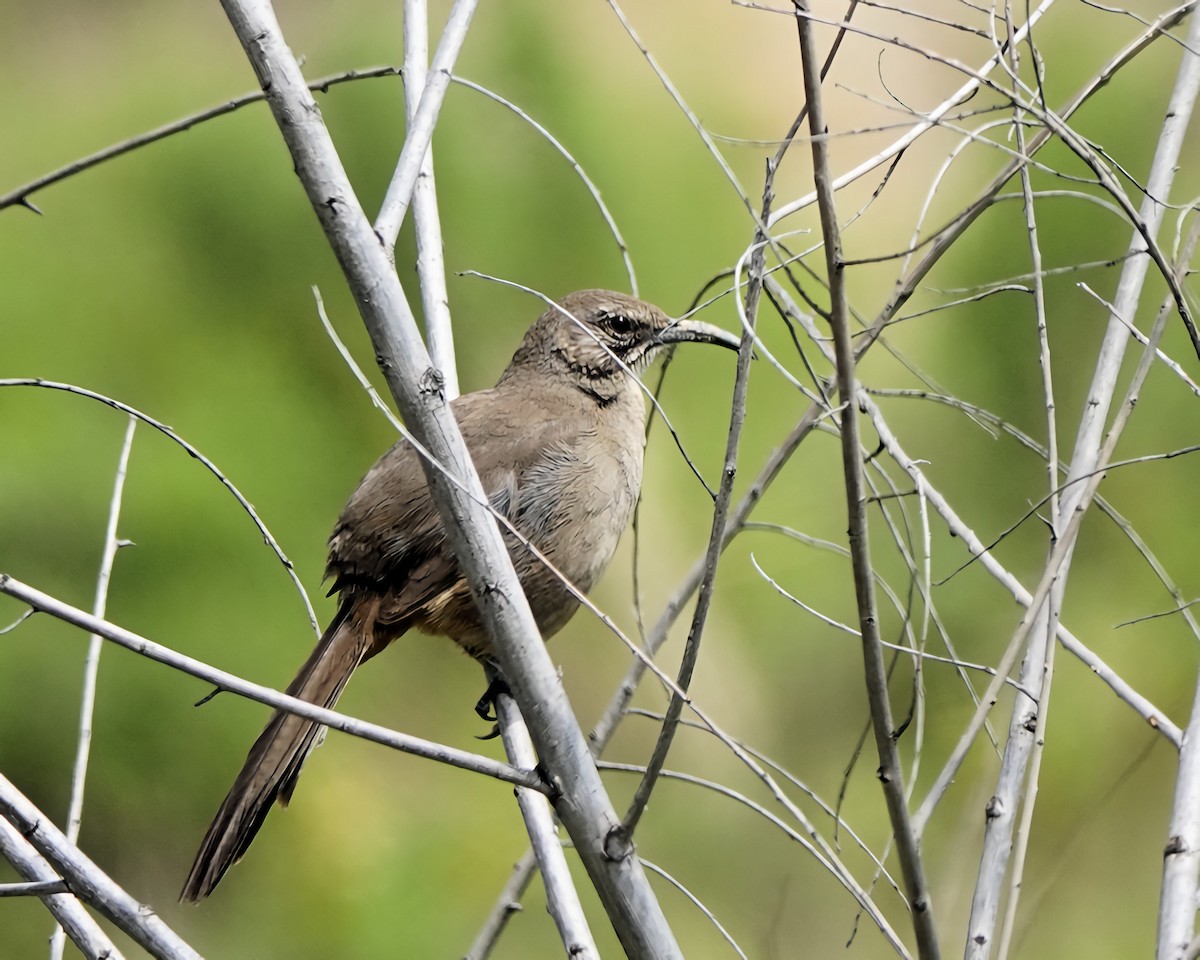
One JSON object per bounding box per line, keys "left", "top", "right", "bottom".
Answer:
{"left": 181, "top": 597, "right": 378, "bottom": 902}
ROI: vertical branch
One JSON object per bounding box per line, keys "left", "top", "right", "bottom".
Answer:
{"left": 1154, "top": 210, "right": 1200, "bottom": 958}
{"left": 374, "top": 0, "right": 479, "bottom": 253}
{"left": 793, "top": 4, "right": 940, "bottom": 958}
{"left": 489, "top": 675, "right": 598, "bottom": 960}
{"left": 50, "top": 415, "right": 135, "bottom": 960}
{"left": 993, "top": 11, "right": 1063, "bottom": 958}
{"left": 402, "top": 0, "right": 459, "bottom": 396}
{"left": 1162, "top": 679, "right": 1200, "bottom": 960}
{"left": 965, "top": 12, "right": 1063, "bottom": 956}
{"left": 1125, "top": 23, "right": 1200, "bottom": 960}
{"left": 616, "top": 3, "right": 834, "bottom": 835}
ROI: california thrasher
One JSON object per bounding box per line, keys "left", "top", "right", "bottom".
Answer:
{"left": 181, "top": 289, "right": 739, "bottom": 901}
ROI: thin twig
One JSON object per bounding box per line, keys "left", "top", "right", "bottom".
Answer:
{"left": 50, "top": 415, "right": 136, "bottom": 960}
{"left": 403, "top": 0, "right": 458, "bottom": 397}
{"left": 618, "top": 153, "right": 770, "bottom": 841}
{"left": 0, "top": 68, "right": 408, "bottom": 211}
{"left": 0, "top": 379, "right": 319, "bottom": 636}
{"left": 770, "top": 0, "right": 1059, "bottom": 226}
{"left": 966, "top": 14, "right": 1063, "bottom": 954}
{"left": 603, "top": 0, "right": 752, "bottom": 215}
{"left": 453, "top": 78, "right": 638, "bottom": 294}
{"left": 638, "top": 857, "right": 750, "bottom": 960}
{"left": 464, "top": 848, "right": 537, "bottom": 960}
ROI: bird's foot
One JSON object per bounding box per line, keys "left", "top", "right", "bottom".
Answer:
{"left": 474, "top": 675, "right": 509, "bottom": 722}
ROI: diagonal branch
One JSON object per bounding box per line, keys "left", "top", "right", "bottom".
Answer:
{"left": 0, "top": 776, "right": 200, "bottom": 960}
{"left": 490, "top": 677, "right": 598, "bottom": 960}
{"left": 217, "top": 1, "right": 681, "bottom": 954}
{"left": 0, "top": 819, "right": 124, "bottom": 960}
{"left": 618, "top": 175, "right": 767, "bottom": 840}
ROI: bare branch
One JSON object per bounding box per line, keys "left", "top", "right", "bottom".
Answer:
{"left": 490, "top": 676, "right": 598, "bottom": 960}
{"left": 0, "top": 775, "right": 200, "bottom": 959}
{"left": 403, "top": 0, "right": 458, "bottom": 396}
{"left": 0, "top": 68, "right": 403, "bottom": 212}
{"left": 0, "top": 379, "right": 319, "bottom": 636}
{"left": 0, "top": 575, "right": 542, "bottom": 790}
{"left": 619, "top": 139, "right": 768, "bottom": 842}
{"left": 0, "top": 819, "right": 123, "bottom": 960}
{"left": 51, "top": 415, "right": 137, "bottom": 960}
{"left": 374, "top": 0, "right": 479, "bottom": 252}
{"left": 465, "top": 848, "right": 537, "bottom": 960}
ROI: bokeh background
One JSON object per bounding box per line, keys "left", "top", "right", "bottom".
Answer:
{"left": 2, "top": 1, "right": 1198, "bottom": 957}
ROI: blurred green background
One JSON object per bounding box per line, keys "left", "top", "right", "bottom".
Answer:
{"left": 2, "top": 1, "right": 1198, "bottom": 957}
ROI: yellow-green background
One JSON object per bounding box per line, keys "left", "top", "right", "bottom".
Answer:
{"left": 2, "top": 1, "right": 1198, "bottom": 957}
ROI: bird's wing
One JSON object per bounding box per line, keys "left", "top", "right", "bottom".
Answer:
{"left": 326, "top": 386, "right": 584, "bottom": 634}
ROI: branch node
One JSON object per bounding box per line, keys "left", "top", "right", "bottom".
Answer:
{"left": 603, "top": 824, "right": 633, "bottom": 862}
{"left": 419, "top": 365, "right": 446, "bottom": 402}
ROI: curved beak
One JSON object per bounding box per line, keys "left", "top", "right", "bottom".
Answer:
{"left": 657, "top": 318, "right": 742, "bottom": 352}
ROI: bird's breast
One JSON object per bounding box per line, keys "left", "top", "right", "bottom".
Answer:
{"left": 500, "top": 397, "right": 645, "bottom": 641}
{"left": 521, "top": 433, "right": 642, "bottom": 584}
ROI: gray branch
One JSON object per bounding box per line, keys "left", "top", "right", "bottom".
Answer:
{"left": 0, "top": 776, "right": 199, "bottom": 960}
{"left": 0, "top": 819, "right": 124, "bottom": 959}
{"left": 492, "top": 684, "right": 598, "bottom": 959}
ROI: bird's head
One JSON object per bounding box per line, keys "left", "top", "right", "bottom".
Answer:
{"left": 505, "top": 290, "right": 740, "bottom": 398}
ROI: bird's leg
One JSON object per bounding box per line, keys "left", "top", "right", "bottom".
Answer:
{"left": 474, "top": 659, "right": 509, "bottom": 737}
{"left": 474, "top": 680, "right": 503, "bottom": 722}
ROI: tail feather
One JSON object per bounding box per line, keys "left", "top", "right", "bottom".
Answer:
{"left": 181, "top": 599, "right": 377, "bottom": 902}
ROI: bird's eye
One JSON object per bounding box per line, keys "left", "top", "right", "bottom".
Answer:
{"left": 604, "top": 314, "right": 635, "bottom": 335}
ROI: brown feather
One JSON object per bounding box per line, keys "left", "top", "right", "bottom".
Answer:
{"left": 181, "top": 290, "right": 739, "bottom": 901}
{"left": 180, "top": 595, "right": 392, "bottom": 901}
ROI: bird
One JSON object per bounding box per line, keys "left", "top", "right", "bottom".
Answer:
{"left": 181, "top": 289, "right": 740, "bottom": 902}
